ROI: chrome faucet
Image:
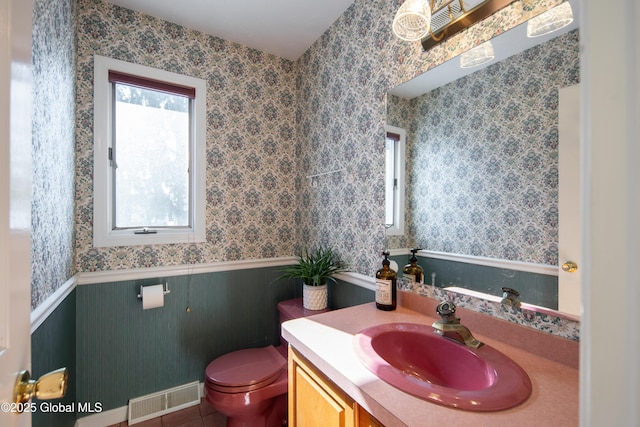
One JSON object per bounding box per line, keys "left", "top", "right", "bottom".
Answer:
{"left": 432, "top": 301, "right": 484, "bottom": 349}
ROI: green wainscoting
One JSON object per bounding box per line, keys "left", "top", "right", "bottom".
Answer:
{"left": 329, "top": 279, "right": 375, "bottom": 309}
{"left": 75, "top": 266, "right": 296, "bottom": 414}
{"left": 31, "top": 265, "right": 375, "bottom": 423}
{"left": 32, "top": 256, "right": 554, "bottom": 424}
{"left": 391, "top": 255, "right": 558, "bottom": 309}
{"left": 31, "top": 289, "right": 77, "bottom": 427}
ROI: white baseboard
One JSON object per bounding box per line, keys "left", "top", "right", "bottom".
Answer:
{"left": 76, "top": 256, "right": 297, "bottom": 285}
{"left": 31, "top": 275, "right": 78, "bottom": 333}
{"left": 335, "top": 271, "right": 376, "bottom": 291}
{"left": 74, "top": 406, "right": 127, "bottom": 427}
{"left": 417, "top": 250, "right": 558, "bottom": 276}
{"left": 384, "top": 248, "right": 557, "bottom": 276}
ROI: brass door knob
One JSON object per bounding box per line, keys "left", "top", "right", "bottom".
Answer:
{"left": 13, "top": 368, "right": 68, "bottom": 411}
{"left": 562, "top": 261, "right": 578, "bottom": 273}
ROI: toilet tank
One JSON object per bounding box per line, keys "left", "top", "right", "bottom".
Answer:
{"left": 277, "top": 298, "right": 331, "bottom": 349}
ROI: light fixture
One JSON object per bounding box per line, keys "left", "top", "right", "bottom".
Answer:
{"left": 527, "top": 2, "right": 574, "bottom": 38}
{"left": 392, "top": 0, "right": 516, "bottom": 48}
{"left": 392, "top": 0, "right": 432, "bottom": 42}
{"left": 459, "top": 40, "right": 495, "bottom": 68}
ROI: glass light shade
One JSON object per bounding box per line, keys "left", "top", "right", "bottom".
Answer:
{"left": 460, "top": 40, "right": 495, "bottom": 68}
{"left": 527, "top": 2, "right": 573, "bottom": 38}
{"left": 392, "top": 0, "right": 432, "bottom": 42}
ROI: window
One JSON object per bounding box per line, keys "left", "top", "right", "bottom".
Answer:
{"left": 385, "top": 125, "right": 405, "bottom": 236}
{"left": 93, "top": 55, "right": 206, "bottom": 247}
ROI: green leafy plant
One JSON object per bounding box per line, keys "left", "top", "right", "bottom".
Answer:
{"left": 278, "top": 247, "right": 349, "bottom": 286}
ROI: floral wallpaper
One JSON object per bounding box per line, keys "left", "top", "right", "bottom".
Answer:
{"left": 31, "top": 0, "right": 76, "bottom": 309}
{"left": 17, "top": 0, "right": 560, "bottom": 308}
{"left": 30, "top": 0, "right": 566, "bottom": 308}
{"left": 293, "top": 2, "right": 393, "bottom": 273}
{"left": 74, "top": 0, "right": 298, "bottom": 272}
{"left": 294, "top": 0, "right": 565, "bottom": 275}
{"left": 387, "top": 30, "right": 580, "bottom": 265}
{"left": 73, "top": 0, "right": 566, "bottom": 276}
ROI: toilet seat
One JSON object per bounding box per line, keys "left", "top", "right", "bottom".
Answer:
{"left": 205, "top": 345, "right": 286, "bottom": 393}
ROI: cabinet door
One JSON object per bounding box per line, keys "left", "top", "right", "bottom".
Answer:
{"left": 358, "top": 406, "right": 384, "bottom": 427}
{"left": 358, "top": 407, "right": 384, "bottom": 427}
{"left": 289, "top": 349, "right": 355, "bottom": 427}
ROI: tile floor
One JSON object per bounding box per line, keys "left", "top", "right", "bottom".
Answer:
{"left": 107, "top": 398, "right": 227, "bottom": 427}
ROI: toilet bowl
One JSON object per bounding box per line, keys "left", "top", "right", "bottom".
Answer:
{"left": 205, "top": 345, "right": 288, "bottom": 427}
{"left": 204, "top": 298, "right": 330, "bottom": 427}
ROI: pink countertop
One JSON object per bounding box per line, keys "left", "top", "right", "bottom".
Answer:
{"left": 281, "top": 294, "right": 579, "bottom": 427}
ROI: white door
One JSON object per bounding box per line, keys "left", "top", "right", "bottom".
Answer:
{"left": 0, "top": 0, "right": 33, "bottom": 426}
{"left": 558, "top": 84, "right": 581, "bottom": 316}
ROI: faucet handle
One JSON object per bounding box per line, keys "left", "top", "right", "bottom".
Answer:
{"left": 436, "top": 301, "right": 456, "bottom": 315}
{"left": 501, "top": 287, "right": 521, "bottom": 307}
{"left": 436, "top": 301, "right": 459, "bottom": 324}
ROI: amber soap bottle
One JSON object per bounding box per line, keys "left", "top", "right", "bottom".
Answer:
{"left": 375, "top": 251, "right": 397, "bottom": 311}
{"left": 402, "top": 248, "right": 424, "bottom": 287}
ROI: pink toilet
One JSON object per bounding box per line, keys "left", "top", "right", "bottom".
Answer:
{"left": 204, "top": 298, "right": 329, "bottom": 427}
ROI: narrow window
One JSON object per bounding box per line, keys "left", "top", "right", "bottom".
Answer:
{"left": 94, "top": 56, "right": 206, "bottom": 247}
{"left": 385, "top": 125, "right": 405, "bottom": 235}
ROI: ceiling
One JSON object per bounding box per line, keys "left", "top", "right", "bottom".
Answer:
{"left": 106, "top": 0, "right": 355, "bottom": 61}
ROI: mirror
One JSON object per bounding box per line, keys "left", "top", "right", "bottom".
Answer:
{"left": 386, "top": 0, "right": 580, "bottom": 315}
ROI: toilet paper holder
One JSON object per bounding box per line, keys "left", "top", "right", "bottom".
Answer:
{"left": 137, "top": 282, "right": 171, "bottom": 300}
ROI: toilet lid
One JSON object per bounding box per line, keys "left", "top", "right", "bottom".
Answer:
{"left": 205, "top": 345, "right": 286, "bottom": 388}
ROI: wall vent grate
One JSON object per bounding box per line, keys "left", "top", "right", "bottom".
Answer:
{"left": 128, "top": 381, "right": 200, "bottom": 425}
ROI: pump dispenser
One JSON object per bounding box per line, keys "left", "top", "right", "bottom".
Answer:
{"left": 402, "top": 248, "right": 424, "bottom": 287}
{"left": 375, "top": 251, "right": 397, "bottom": 311}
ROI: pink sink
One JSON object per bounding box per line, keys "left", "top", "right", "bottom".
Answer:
{"left": 353, "top": 322, "right": 532, "bottom": 411}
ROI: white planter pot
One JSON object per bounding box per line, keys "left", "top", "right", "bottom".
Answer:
{"left": 303, "top": 283, "right": 328, "bottom": 310}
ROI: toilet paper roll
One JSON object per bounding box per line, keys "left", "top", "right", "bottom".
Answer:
{"left": 142, "top": 284, "right": 164, "bottom": 310}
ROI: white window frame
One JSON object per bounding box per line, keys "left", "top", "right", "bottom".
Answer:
{"left": 93, "top": 55, "right": 206, "bottom": 247}
{"left": 385, "top": 125, "right": 406, "bottom": 236}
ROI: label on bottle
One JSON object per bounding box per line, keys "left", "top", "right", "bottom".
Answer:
{"left": 403, "top": 273, "right": 416, "bottom": 284}
{"left": 403, "top": 272, "right": 424, "bottom": 285}
{"left": 376, "top": 279, "right": 393, "bottom": 305}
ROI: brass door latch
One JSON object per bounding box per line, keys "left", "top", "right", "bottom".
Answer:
{"left": 13, "top": 368, "right": 68, "bottom": 412}
{"left": 562, "top": 261, "right": 578, "bottom": 273}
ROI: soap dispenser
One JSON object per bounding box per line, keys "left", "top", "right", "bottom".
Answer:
{"left": 402, "top": 248, "right": 424, "bottom": 287}
{"left": 375, "top": 251, "right": 397, "bottom": 311}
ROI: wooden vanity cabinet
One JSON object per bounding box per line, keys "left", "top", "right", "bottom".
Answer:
{"left": 288, "top": 347, "right": 383, "bottom": 427}
{"left": 358, "top": 407, "right": 384, "bottom": 427}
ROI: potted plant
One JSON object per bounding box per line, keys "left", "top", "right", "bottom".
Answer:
{"left": 278, "top": 246, "right": 349, "bottom": 310}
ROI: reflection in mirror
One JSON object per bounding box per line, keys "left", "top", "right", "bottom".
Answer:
{"left": 386, "top": 0, "right": 579, "bottom": 315}
{"left": 385, "top": 126, "right": 406, "bottom": 236}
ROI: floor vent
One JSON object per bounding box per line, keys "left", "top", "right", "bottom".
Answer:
{"left": 128, "top": 381, "right": 200, "bottom": 425}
